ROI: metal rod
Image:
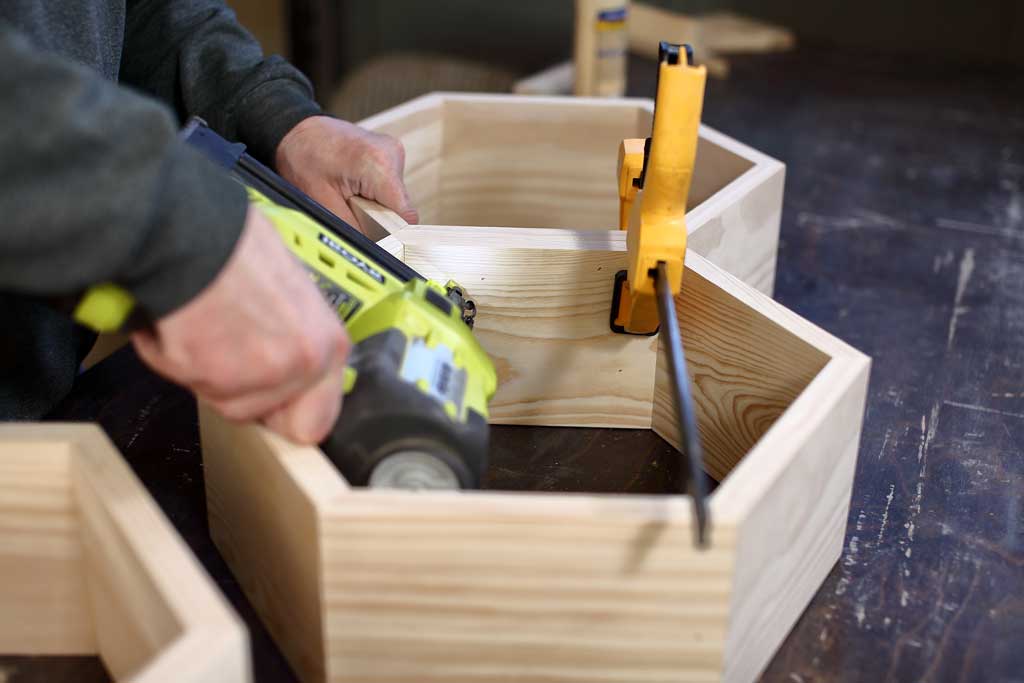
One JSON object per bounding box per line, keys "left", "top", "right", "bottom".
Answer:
{"left": 654, "top": 261, "right": 709, "bottom": 548}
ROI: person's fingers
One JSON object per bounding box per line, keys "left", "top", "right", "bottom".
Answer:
{"left": 201, "top": 318, "right": 349, "bottom": 423}
{"left": 307, "top": 182, "right": 360, "bottom": 228}
{"left": 187, "top": 321, "right": 340, "bottom": 402}
{"left": 201, "top": 372, "right": 311, "bottom": 422}
{"left": 366, "top": 164, "right": 419, "bottom": 224}
{"left": 304, "top": 180, "right": 371, "bottom": 235}
{"left": 136, "top": 326, "right": 317, "bottom": 422}
{"left": 262, "top": 358, "right": 346, "bottom": 443}
{"left": 131, "top": 200, "right": 353, "bottom": 443}
{"left": 389, "top": 183, "right": 419, "bottom": 224}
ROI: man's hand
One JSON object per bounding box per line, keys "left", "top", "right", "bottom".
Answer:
{"left": 276, "top": 115, "right": 418, "bottom": 234}
{"left": 131, "top": 205, "right": 350, "bottom": 444}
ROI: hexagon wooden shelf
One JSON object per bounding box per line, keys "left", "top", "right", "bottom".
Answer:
{"left": 0, "top": 424, "right": 251, "bottom": 683}
{"left": 199, "top": 93, "right": 870, "bottom": 683}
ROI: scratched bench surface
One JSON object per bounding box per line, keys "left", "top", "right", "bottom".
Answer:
{"left": 44, "top": 47, "right": 1024, "bottom": 682}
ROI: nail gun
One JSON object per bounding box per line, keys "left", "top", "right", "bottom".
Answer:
{"left": 74, "top": 118, "right": 497, "bottom": 490}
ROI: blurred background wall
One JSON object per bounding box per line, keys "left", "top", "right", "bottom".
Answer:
{"left": 227, "top": 0, "right": 1022, "bottom": 121}
{"left": 335, "top": 0, "right": 1022, "bottom": 73}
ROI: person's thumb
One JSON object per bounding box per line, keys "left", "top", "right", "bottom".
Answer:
{"left": 369, "top": 169, "right": 419, "bottom": 225}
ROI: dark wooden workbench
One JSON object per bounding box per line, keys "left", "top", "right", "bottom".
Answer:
{"left": 14, "top": 48, "right": 1023, "bottom": 682}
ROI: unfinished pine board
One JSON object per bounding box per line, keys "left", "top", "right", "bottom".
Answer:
{"left": 356, "top": 93, "right": 784, "bottom": 295}
{"left": 0, "top": 423, "right": 251, "bottom": 683}
{"left": 200, "top": 228, "right": 870, "bottom": 683}
{"left": 395, "top": 225, "right": 658, "bottom": 427}
{"left": 652, "top": 257, "right": 829, "bottom": 480}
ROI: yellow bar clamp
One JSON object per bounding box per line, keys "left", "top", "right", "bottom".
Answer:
{"left": 613, "top": 43, "right": 706, "bottom": 335}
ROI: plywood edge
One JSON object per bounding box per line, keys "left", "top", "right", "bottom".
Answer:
{"left": 72, "top": 427, "right": 249, "bottom": 681}
{"left": 350, "top": 197, "right": 409, "bottom": 239}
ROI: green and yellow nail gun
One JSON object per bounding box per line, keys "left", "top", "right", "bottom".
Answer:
{"left": 74, "top": 118, "right": 497, "bottom": 490}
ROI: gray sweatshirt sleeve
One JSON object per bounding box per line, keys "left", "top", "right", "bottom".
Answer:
{"left": 0, "top": 22, "right": 248, "bottom": 319}
{"left": 121, "top": 0, "right": 323, "bottom": 165}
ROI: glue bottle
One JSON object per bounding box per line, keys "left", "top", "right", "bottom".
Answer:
{"left": 573, "top": 0, "right": 629, "bottom": 97}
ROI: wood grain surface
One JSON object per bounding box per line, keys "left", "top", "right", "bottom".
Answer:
{"left": 652, "top": 259, "right": 829, "bottom": 481}
{"left": 319, "top": 491, "right": 733, "bottom": 683}
{"left": 0, "top": 436, "right": 93, "bottom": 654}
{"left": 396, "top": 225, "right": 659, "bottom": 428}
{"left": 201, "top": 403, "right": 341, "bottom": 683}
{"left": 437, "top": 96, "right": 645, "bottom": 230}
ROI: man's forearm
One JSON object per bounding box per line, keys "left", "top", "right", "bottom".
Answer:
{"left": 121, "top": 0, "right": 321, "bottom": 165}
{"left": 0, "top": 23, "right": 247, "bottom": 319}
